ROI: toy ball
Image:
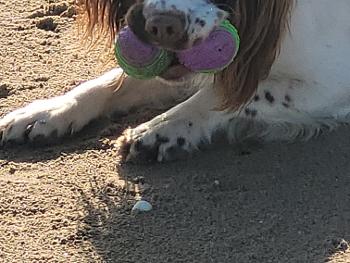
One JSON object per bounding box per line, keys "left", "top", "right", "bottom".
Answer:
{"left": 177, "top": 20, "right": 240, "bottom": 73}
{"left": 114, "top": 26, "right": 173, "bottom": 79}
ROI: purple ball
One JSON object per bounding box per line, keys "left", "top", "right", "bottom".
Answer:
{"left": 117, "top": 27, "right": 160, "bottom": 67}
{"left": 177, "top": 28, "right": 238, "bottom": 72}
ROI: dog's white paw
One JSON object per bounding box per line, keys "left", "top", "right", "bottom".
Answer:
{"left": 122, "top": 114, "right": 211, "bottom": 162}
{"left": 0, "top": 96, "right": 86, "bottom": 145}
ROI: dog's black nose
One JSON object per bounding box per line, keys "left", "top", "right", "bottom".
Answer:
{"left": 145, "top": 15, "right": 186, "bottom": 47}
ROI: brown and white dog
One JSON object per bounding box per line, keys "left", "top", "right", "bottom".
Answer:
{"left": 1, "top": 0, "right": 350, "bottom": 162}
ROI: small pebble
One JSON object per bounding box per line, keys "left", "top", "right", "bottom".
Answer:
{"left": 132, "top": 200, "right": 153, "bottom": 212}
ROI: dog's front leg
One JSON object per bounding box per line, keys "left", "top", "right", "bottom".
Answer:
{"left": 0, "top": 68, "right": 124, "bottom": 145}
{"left": 124, "top": 85, "right": 231, "bottom": 162}
{"left": 0, "top": 68, "right": 191, "bottom": 145}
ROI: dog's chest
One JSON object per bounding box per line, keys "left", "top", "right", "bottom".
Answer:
{"left": 272, "top": 0, "right": 350, "bottom": 88}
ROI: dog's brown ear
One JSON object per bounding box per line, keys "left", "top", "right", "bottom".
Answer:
{"left": 78, "top": 0, "right": 135, "bottom": 42}
{"left": 214, "top": 0, "right": 294, "bottom": 111}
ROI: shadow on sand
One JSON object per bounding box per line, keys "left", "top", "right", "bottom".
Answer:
{"left": 76, "top": 127, "right": 350, "bottom": 262}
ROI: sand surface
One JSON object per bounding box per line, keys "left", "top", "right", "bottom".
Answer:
{"left": 1, "top": 1, "right": 350, "bottom": 262}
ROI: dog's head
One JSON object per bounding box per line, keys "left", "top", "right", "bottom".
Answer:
{"left": 81, "top": 0, "right": 294, "bottom": 109}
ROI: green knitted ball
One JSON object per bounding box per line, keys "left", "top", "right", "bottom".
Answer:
{"left": 114, "top": 27, "right": 173, "bottom": 79}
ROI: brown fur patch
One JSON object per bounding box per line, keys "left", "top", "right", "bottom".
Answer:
{"left": 77, "top": 0, "right": 133, "bottom": 43}
{"left": 216, "top": 0, "right": 295, "bottom": 110}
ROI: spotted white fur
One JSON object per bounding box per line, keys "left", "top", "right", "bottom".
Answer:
{"left": 1, "top": 0, "right": 350, "bottom": 162}
{"left": 143, "top": 0, "right": 227, "bottom": 43}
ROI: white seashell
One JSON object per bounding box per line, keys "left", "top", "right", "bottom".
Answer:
{"left": 132, "top": 200, "right": 153, "bottom": 212}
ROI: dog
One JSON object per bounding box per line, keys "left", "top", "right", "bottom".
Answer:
{"left": 1, "top": 0, "right": 350, "bottom": 162}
